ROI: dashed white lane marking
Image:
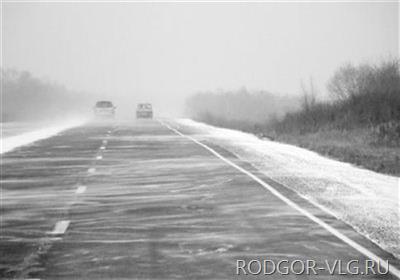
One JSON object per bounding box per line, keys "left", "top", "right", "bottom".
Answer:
{"left": 160, "top": 120, "right": 400, "bottom": 279}
{"left": 48, "top": 220, "right": 70, "bottom": 235}
{"left": 100, "top": 146, "right": 106, "bottom": 150}
{"left": 102, "top": 139, "right": 108, "bottom": 145}
{"left": 88, "top": 167, "right": 96, "bottom": 173}
{"left": 96, "top": 155, "right": 103, "bottom": 160}
{"left": 75, "top": 185, "right": 87, "bottom": 194}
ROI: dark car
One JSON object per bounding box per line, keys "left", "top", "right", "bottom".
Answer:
{"left": 94, "top": 101, "right": 116, "bottom": 118}
{"left": 136, "top": 103, "right": 153, "bottom": 119}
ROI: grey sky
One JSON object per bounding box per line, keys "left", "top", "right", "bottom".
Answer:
{"left": 3, "top": 2, "right": 399, "bottom": 115}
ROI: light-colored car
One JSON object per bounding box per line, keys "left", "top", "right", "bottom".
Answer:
{"left": 136, "top": 103, "right": 153, "bottom": 119}
{"left": 94, "top": 101, "right": 115, "bottom": 118}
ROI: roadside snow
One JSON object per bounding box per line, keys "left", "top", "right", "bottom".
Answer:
{"left": 176, "top": 118, "right": 400, "bottom": 259}
{"left": 1, "top": 118, "right": 87, "bottom": 154}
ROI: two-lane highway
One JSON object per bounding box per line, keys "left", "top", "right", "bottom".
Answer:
{"left": 1, "top": 120, "right": 399, "bottom": 279}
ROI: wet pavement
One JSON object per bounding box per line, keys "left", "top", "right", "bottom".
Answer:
{"left": 1, "top": 120, "right": 399, "bottom": 279}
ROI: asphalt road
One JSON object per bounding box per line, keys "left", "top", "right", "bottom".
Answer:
{"left": 1, "top": 120, "right": 399, "bottom": 279}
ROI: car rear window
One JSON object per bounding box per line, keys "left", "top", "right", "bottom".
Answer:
{"left": 138, "top": 104, "right": 152, "bottom": 110}
{"left": 96, "top": 101, "right": 113, "bottom": 108}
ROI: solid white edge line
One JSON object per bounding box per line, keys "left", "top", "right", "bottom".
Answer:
{"left": 48, "top": 220, "right": 70, "bottom": 235}
{"left": 159, "top": 120, "right": 400, "bottom": 279}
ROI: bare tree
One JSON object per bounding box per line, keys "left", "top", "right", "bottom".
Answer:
{"left": 300, "top": 77, "right": 317, "bottom": 112}
{"left": 327, "top": 63, "right": 359, "bottom": 101}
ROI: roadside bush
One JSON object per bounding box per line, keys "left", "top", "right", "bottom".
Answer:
{"left": 271, "top": 59, "right": 400, "bottom": 136}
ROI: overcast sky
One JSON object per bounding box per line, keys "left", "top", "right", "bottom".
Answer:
{"left": 3, "top": 2, "right": 399, "bottom": 115}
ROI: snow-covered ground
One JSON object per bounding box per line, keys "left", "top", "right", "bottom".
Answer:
{"left": 1, "top": 118, "right": 87, "bottom": 154}
{"left": 176, "top": 119, "right": 400, "bottom": 259}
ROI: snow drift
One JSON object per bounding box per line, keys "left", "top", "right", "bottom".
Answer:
{"left": 1, "top": 119, "right": 87, "bottom": 154}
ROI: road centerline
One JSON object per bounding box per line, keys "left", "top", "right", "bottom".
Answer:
{"left": 75, "top": 185, "right": 87, "bottom": 194}
{"left": 47, "top": 220, "right": 70, "bottom": 235}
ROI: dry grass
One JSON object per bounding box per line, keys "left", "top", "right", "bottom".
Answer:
{"left": 274, "top": 129, "right": 400, "bottom": 176}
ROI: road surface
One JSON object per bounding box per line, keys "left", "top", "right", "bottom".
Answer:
{"left": 1, "top": 120, "right": 399, "bottom": 279}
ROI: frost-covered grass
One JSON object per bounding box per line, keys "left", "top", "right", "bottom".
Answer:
{"left": 177, "top": 118, "right": 400, "bottom": 259}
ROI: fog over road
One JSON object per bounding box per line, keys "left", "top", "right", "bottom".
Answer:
{"left": 1, "top": 120, "right": 399, "bottom": 279}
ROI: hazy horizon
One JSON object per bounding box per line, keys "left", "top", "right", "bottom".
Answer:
{"left": 3, "top": 1, "right": 399, "bottom": 116}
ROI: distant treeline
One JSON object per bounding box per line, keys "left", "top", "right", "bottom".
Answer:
{"left": 185, "top": 88, "right": 300, "bottom": 132}
{"left": 185, "top": 59, "right": 400, "bottom": 143}
{"left": 1, "top": 69, "right": 92, "bottom": 122}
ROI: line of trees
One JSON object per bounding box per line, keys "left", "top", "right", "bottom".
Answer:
{"left": 1, "top": 69, "right": 92, "bottom": 122}
{"left": 185, "top": 59, "right": 400, "bottom": 144}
